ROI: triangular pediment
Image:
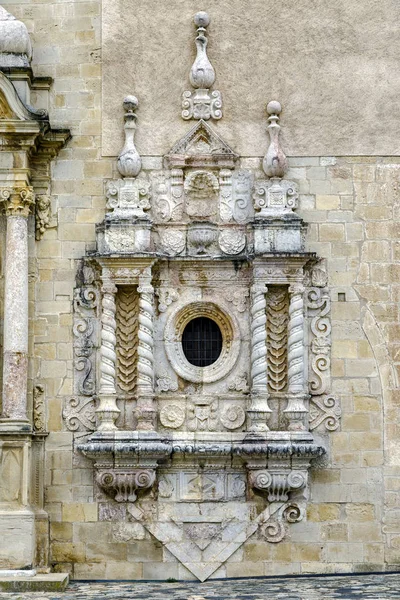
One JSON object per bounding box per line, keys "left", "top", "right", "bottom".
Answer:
{"left": 165, "top": 120, "right": 238, "bottom": 168}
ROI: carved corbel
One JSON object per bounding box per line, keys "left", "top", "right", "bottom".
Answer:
{"left": 249, "top": 469, "right": 307, "bottom": 502}
{"left": 181, "top": 12, "right": 222, "bottom": 120}
{"left": 96, "top": 469, "right": 156, "bottom": 503}
{"left": 35, "top": 194, "right": 52, "bottom": 240}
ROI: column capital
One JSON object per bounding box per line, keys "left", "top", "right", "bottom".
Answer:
{"left": 289, "top": 282, "right": 305, "bottom": 296}
{"left": 0, "top": 186, "right": 35, "bottom": 217}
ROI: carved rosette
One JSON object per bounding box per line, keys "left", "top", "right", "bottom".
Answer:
{"left": 96, "top": 469, "right": 156, "bottom": 503}
{"left": 250, "top": 470, "right": 307, "bottom": 502}
{"left": 96, "top": 276, "right": 120, "bottom": 431}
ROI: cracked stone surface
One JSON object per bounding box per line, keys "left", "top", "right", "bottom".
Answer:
{"left": 1, "top": 573, "right": 400, "bottom": 600}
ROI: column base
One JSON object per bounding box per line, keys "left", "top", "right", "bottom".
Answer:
{"left": 0, "top": 419, "right": 31, "bottom": 433}
{"left": 0, "top": 509, "right": 35, "bottom": 570}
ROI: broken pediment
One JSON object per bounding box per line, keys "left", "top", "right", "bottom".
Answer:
{"left": 165, "top": 119, "right": 238, "bottom": 168}
{"left": 0, "top": 71, "right": 46, "bottom": 122}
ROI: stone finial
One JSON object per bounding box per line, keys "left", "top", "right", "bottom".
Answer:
{"left": 182, "top": 12, "right": 222, "bottom": 120}
{"left": 262, "top": 101, "right": 288, "bottom": 178}
{"left": 189, "top": 12, "right": 215, "bottom": 89}
{"left": 0, "top": 7, "right": 32, "bottom": 68}
{"left": 117, "top": 95, "right": 142, "bottom": 178}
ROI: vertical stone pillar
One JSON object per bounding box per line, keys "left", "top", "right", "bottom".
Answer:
{"left": 136, "top": 267, "right": 155, "bottom": 430}
{"left": 284, "top": 282, "right": 308, "bottom": 430}
{"left": 95, "top": 271, "right": 120, "bottom": 431}
{"left": 0, "top": 186, "right": 34, "bottom": 431}
{"left": 247, "top": 282, "right": 271, "bottom": 432}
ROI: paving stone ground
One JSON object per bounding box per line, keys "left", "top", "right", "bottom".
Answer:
{"left": 1, "top": 573, "right": 400, "bottom": 600}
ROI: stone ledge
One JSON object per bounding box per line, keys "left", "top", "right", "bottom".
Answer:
{"left": 0, "top": 573, "right": 69, "bottom": 592}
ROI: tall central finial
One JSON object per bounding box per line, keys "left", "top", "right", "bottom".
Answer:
{"left": 262, "top": 101, "right": 288, "bottom": 178}
{"left": 182, "top": 11, "right": 222, "bottom": 121}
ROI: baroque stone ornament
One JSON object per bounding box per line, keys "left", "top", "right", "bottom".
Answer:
{"left": 96, "top": 469, "right": 156, "bottom": 503}
{"left": 155, "top": 288, "right": 179, "bottom": 313}
{"left": 105, "top": 177, "right": 151, "bottom": 220}
{"left": 266, "top": 288, "right": 289, "bottom": 393}
{"left": 155, "top": 373, "right": 178, "bottom": 393}
{"left": 218, "top": 229, "right": 246, "bottom": 255}
{"left": 225, "top": 289, "right": 249, "bottom": 313}
{"left": 159, "top": 229, "right": 186, "bottom": 256}
{"left": 35, "top": 195, "right": 51, "bottom": 240}
{"left": 160, "top": 404, "right": 185, "bottom": 429}
{"left": 116, "top": 287, "right": 138, "bottom": 394}
{"left": 117, "top": 95, "right": 142, "bottom": 178}
{"left": 250, "top": 470, "right": 307, "bottom": 502}
{"left": 309, "top": 395, "right": 341, "bottom": 431}
{"left": 307, "top": 286, "right": 331, "bottom": 396}
{"left": 262, "top": 101, "right": 288, "bottom": 178}
{"left": 254, "top": 178, "right": 299, "bottom": 218}
{"left": 33, "top": 385, "right": 46, "bottom": 433}
{"left": 63, "top": 396, "right": 97, "bottom": 432}
{"left": 220, "top": 405, "right": 246, "bottom": 430}
{"left": 182, "top": 12, "right": 222, "bottom": 121}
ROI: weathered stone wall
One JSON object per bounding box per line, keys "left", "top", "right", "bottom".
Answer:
{"left": 2, "top": 0, "right": 399, "bottom": 580}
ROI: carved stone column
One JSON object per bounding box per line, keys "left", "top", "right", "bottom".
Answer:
{"left": 284, "top": 283, "right": 308, "bottom": 430}
{"left": 0, "top": 186, "right": 34, "bottom": 431}
{"left": 96, "top": 272, "right": 120, "bottom": 431}
{"left": 247, "top": 282, "right": 271, "bottom": 432}
{"left": 136, "top": 268, "right": 156, "bottom": 430}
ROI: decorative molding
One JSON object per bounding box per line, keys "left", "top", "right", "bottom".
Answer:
{"left": 266, "top": 288, "right": 289, "bottom": 393}
{"left": 309, "top": 395, "right": 341, "bottom": 431}
{"left": 181, "top": 12, "right": 222, "bottom": 121}
{"left": 249, "top": 469, "right": 307, "bottom": 502}
{"left": 165, "top": 302, "right": 240, "bottom": 384}
{"left": 116, "top": 286, "right": 138, "bottom": 394}
{"left": 117, "top": 96, "right": 142, "bottom": 178}
{"left": 96, "top": 469, "right": 156, "bottom": 503}
{"left": 63, "top": 396, "right": 97, "bottom": 432}
{"left": 33, "top": 384, "right": 46, "bottom": 433}
{"left": 306, "top": 286, "right": 331, "bottom": 396}
{"left": 35, "top": 195, "right": 51, "bottom": 240}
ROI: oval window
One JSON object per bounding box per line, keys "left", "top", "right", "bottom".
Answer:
{"left": 181, "top": 317, "right": 223, "bottom": 367}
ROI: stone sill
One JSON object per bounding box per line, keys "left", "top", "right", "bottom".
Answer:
{"left": 0, "top": 573, "right": 69, "bottom": 592}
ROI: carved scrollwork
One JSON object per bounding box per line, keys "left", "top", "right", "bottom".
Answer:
{"left": 309, "top": 395, "right": 341, "bottom": 431}
{"left": 307, "top": 286, "right": 331, "bottom": 396}
{"left": 253, "top": 178, "right": 299, "bottom": 217}
{"left": 250, "top": 469, "right": 307, "bottom": 502}
{"left": 33, "top": 385, "right": 46, "bottom": 433}
{"left": 63, "top": 396, "right": 97, "bottom": 432}
{"left": 156, "top": 288, "right": 179, "bottom": 313}
{"left": 156, "top": 373, "right": 179, "bottom": 393}
{"left": 96, "top": 469, "right": 156, "bottom": 503}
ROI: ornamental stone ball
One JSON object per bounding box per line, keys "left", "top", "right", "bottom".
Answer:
{"left": 194, "top": 11, "right": 210, "bottom": 28}
{"left": 0, "top": 7, "right": 32, "bottom": 67}
{"left": 123, "top": 95, "right": 139, "bottom": 113}
{"left": 267, "top": 100, "right": 282, "bottom": 116}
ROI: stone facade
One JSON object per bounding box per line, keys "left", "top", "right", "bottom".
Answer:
{"left": 0, "top": 0, "right": 399, "bottom": 584}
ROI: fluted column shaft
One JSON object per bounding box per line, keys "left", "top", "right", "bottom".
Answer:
{"left": 0, "top": 187, "right": 34, "bottom": 431}
{"left": 96, "top": 273, "right": 120, "bottom": 431}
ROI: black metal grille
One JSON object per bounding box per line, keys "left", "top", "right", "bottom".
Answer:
{"left": 181, "top": 317, "right": 223, "bottom": 367}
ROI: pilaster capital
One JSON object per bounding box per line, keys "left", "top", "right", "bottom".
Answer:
{"left": 0, "top": 186, "right": 35, "bottom": 217}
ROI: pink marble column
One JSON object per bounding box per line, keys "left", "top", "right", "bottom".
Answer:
{"left": 0, "top": 186, "right": 34, "bottom": 431}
